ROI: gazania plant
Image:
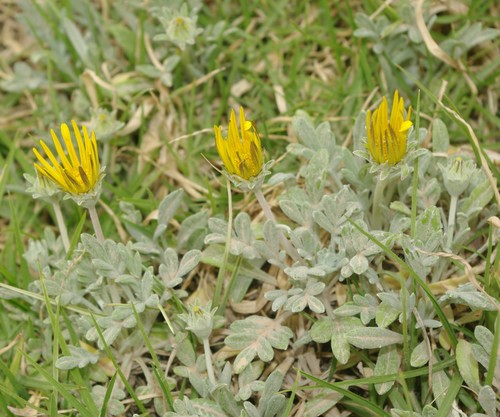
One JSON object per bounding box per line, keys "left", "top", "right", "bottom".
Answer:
{"left": 3, "top": 2, "right": 499, "bottom": 417}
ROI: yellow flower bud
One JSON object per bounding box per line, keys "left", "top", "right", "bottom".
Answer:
{"left": 366, "top": 90, "right": 412, "bottom": 165}
{"left": 214, "top": 107, "right": 264, "bottom": 181}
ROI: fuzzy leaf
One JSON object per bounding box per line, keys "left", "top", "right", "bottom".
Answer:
{"left": 225, "top": 317, "right": 293, "bottom": 373}
{"left": 331, "top": 317, "right": 363, "bottom": 364}
{"left": 374, "top": 345, "right": 401, "bottom": 394}
{"left": 456, "top": 339, "right": 481, "bottom": 392}
{"left": 478, "top": 386, "right": 497, "bottom": 417}
{"left": 158, "top": 189, "right": 184, "bottom": 226}
{"left": 56, "top": 346, "right": 99, "bottom": 370}
{"left": 304, "top": 391, "right": 343, "bottom": 417}
{"left": 432, "top": 119, "right": 449, "bottom": 153}
{"left": 410, "top": 340, "right": 430, "bottom": 367}
{"left": 347, "top": 327, "right": 404, "bottom": 349}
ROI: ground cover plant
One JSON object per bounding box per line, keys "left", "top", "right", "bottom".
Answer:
{"left": 0, "top": 0, "right": 499, "bottom": 416}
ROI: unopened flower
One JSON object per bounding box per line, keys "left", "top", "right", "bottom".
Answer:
{"left": 366, "top": 90, "right": 412, "bottom": 165}
{"left": 214, "top": 106, "right": 264, "bottom": 183}
{"left": 439, "top": 156, "right": 476, "bottom": 197}
{"left": 178, "top": 302, "right": 217, "bottom": 340}
{"left": 89, "top": 108, "right": 124, "bottom": 143}
{"left": 155, "top": 4, "right": 203, "bottom": 50}
{"left": 33, "top": 121, "right": 104, "bottom": 206}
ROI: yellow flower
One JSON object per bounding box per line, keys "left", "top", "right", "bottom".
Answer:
{"left": 214, "top": 107, "right": 263, "bottom": 181}
{"left": 33, "top": 121, "right": 101, "bottom": 194}
{"left": 366, "top": 90, "right": 412, "bottom": 165}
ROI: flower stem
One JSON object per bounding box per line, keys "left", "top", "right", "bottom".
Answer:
{"left": 88, "top": 204, "right": 105, "bottom": 243}
{"left": 253, "top": 188, "right": 301, "bottom": 262}
{"left": 410, "top": 157, "right": 419, "bottom": 238}
{"left": 52, "top": 201, "right": 70, "bottom": 253}
{"left": 372, "top": 176, "right": 387, "bottom": 230}
{"left": 203, "top": 337, "right": 216, "bottom": 387}
{"left": 220, "top": 256, "right": 242, "bottom": 312}
{"left": 213, "top": 179, "right": 233, "bottom": 311}
{"left": 446, "top": 195, "right": 458, "bottom": 249}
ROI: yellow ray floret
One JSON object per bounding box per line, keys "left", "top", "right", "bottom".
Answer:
{"left": 366, "top": 90, "right": 412, "bottom": 165}
{"left": 33, "top": 121, "right": 100, "bottom": 194}
{"left": 214, "top": 107, "right": 263, "bottom": 180}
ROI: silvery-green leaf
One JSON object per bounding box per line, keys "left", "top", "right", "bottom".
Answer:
{"left": 422, "top": 405, "right": 438, "bottom": 417}
{"left": 160, "top": 248, "right": 179, "bottom": 285}
{"left": 225, "top": 316, "right": 293, "bottom": 373}
{"left": 349, "top": 253, "right": 369, "bottom": 275}
{"left": 304, "top": 150, "right": 329, "bottom": 203}
{"left": 237, "top": 361, "right": 263, "bottom": 401}
{"left": 258, "top": 370, "right": 284, "bottom": 415}
{"left": 376, "top": 303, "right": 400, "bottom": 328}
{"left": 307, "top": 296, "right": 325, "bottom": 314}
{"left": 459, "top": 174, "right": 494, "bottom": 219}
{"left": 234, "top": 212, "right": 253, "bottom": 244}
{"left": 56, "top": 346, "right": 99, "bottom": 370}
{"left": 311, "top": 317, "right": 334, "bottom": 343}
{"left": 264, "top": 394, "right": 286, "bottom": 417}
{"left": 347, "top": 327, "right": 404, "bottom": 348}
{"left": 334, "top": 302, "right": 362, "bottom": 317}
{"left": 178, "top": 209, "right": 209, "bottom": 251}
{"left": 292, "top": 112, "right": 319, "bottom": 149}
{"left": 291, "top": 227, "right": 321, "bottom": 260}
{"left": 478, "top": 386, "right": 497, "bottom": 417}
{"left": 267, "top": 172, "right": 296, "bottom": 186}
{"left": 177, "top": 249, "right": 201, "bottom": 277}
{"left": 213, "top": 384, "right": 242, "bottom": 417}
{"left": 474, "top": 326, "right": 493, "bottom": 353}
{"left": 390, "top": 201, "right": 411, "bottom": 216}
{"left": 158, "top": 189, "right": 184, "bottom": 226}
{"left": 243, "top": 402, "right": 260, "bottom": 417}
{"left": 456, "top": 339, "right": 481, "bottom": 392}
{"left": 374, "top": 345, "right": 401, "bottom": 394}
{"left": 440, "top": 283, "right": 497, "bottom": 311}
{"left": 410, "top": 340, "right": 430, "bottom": 367}
{"left": 330, "top": 317, "right": 363, "bottom": 364}
{"left": 471, "top": 343, "right": 490, "bottom": 369}
{"left": 207, "top": 217, "right": 228, "bottom": 235}
{"left": 432, "top": 369, "right": 450, "bottom": 407}
{"left": 414, "top": 206, "right": 442, "bottom": 252}
{"left": 81, "top": 233, "right": 105, "bottom": 260}
{"left": 100, "top": 326, "right": 122, "bottom": 348}
{"left": 280, "top": 199, "right": 306, "bottom": 225}
{"left": 432, "top": 118, "right": 449, "bottom": 153}
{"left": 304, "top": 391, "right": 343, "bottom": 417}
{"left": 284, "top": 265, "right": 325, "bottom": 280}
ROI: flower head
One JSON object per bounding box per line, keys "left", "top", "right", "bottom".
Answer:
{"left": 366, "top": 90, "right": 412, "bottom": 165}
{"left": 155, "top": 4, "right": 203, "bottom": 50}
{"left": 214, "top": 107, "right": 264, "bottom": 181}
{"left": 439, "top": 156, "right": 476, "bottom": 197}
{"left": 33, "top": 121, "right": 101, "bottom": 195}
{"left": 178, "top": 301, "right": 217, "bottom": 340}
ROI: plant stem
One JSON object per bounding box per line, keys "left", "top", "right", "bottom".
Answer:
{"left": 410, "top": 157, "right": 419, "bottom": 238}
{"left": 88, "top": 204, "right": 105, "bottom": 243}
{"left": 372, "top": 177, "right": 387, "bottom": 230}
{"left": 203, "top": 337, "right": 216, "bottom": 387}
{"left": 102, "top": 143, "right": 111, "bottom": 168}
{"left": 253, "top": 188, "right": 301, "bottom": 262}
{"left": 52, "top": 201, "right": 70, "bottom": 253}
{"left": 213, "top": 179, "right": 233, "bottom": 311}
{"left": 220, "top": 256, "right": 242, "bottom": 312}
{"left": 446, "top": 195, "right": 458, "bottom": 249}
